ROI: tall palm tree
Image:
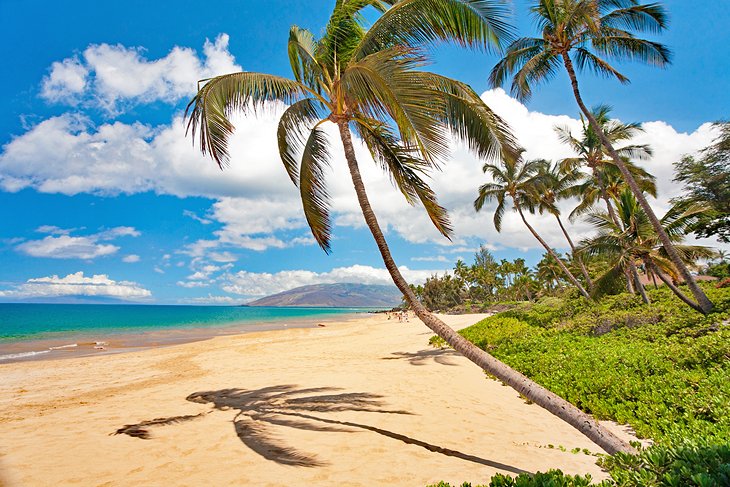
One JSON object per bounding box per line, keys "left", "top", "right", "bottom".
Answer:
{"left": 185, "top": 1, "right": 633, "bottom": 455}
{"left": 474, "top": 157, "right": 592, "bottom": 299}
{"left": 557, "top": 105, "right": 655, "bottom": 297}
{"left": 532, "top": 159, "right": 593, "bottom": 288}
{"left": 581, "top": 190, "right": 716, "bottom": 311}
{"left": 557, "top": 105, "right": 654, "bottom": 224}
{"left": 489, "top": 0, "right": 714, "bottom": 313}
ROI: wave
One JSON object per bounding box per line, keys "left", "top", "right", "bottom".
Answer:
{"left": 49, "top": 343, "right": 78, "bottom": 350}
{"left": 0, "top": 350, "right": 51, "bottom": 361}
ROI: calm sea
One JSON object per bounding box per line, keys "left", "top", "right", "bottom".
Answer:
{"left": 0, "top": 303, "right": 375, "bottom": 362}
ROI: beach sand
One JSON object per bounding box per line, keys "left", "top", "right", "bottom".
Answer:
{"left": 0, "top": 313, "right": 636, "bottom": 486}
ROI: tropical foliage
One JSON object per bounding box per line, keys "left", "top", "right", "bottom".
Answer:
{"left": 429, "top": 284, "right": 730, "bottom": 486}
{"left": 673, "top": 121, "right": 730, "bottom": 243}
{"left": 489, "top": 0, "right": 714, "bottom": 314}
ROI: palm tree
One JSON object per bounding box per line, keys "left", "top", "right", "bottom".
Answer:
{"left": 532, "top": 159, "right": 593, "bottom": 288}
{"left": 185, "top": 1, "right": 633, "bottom": 455}
{"left": 581, "top": 190, "right": 716, "bottom": 311}
{"left": 557, "top": 105, "right": 656, "bottom": 297}
{"left": 536, "top": 251, "right": 569, "bottom": 293}
{"left": 557, "top": 105, "right": 654, "bottom": 224}
{"left": 475, "top": 157, "right": 593, "bottom": 299}
{"left": 490, "top": 0, "right": 714, "bottom": 313}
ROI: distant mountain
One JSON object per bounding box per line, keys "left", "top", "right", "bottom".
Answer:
{"left": 247, "top": 283, "right": 402, "bottom": 308}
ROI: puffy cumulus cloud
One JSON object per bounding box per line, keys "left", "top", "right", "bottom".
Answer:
{"left": 4, "top": 40, "right": 725, "bottom": 256}
{"left": 41, "top": 57, "right": 88, "bottom": 103}
{"left": 0, "top": 110, "right": 294, "bottom": 198}
{"left": 220, "top": 264, "right": 447, "bottom": 298}
{"left": 0, "top": 114, "right": 158, "bottom": 195}
{"left": 15, "top": 226, "right": 140, "bottom": 259}
{"left": 122, "top": 254, "right": 140, "bottom": 263}
{"left": 41, "top": 34, "right": 239, "bottom": 112}
{"left": 0, "top": 272, "right": 151, "bottom": 300}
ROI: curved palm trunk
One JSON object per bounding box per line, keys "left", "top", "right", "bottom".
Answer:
{"left": 562, "top": 53, "right": 713, "bottom": 314}
{"left": 516, "top": 207, "right": 592, "bottom": 300}
{"left": 645, "top": 259, "right": 702, "bottom": 313}
{"left": 335, "top": 122, "right": 634, "bottom": 455}
{"left": 555, "top": 215, "right": 593, "bottom": 289}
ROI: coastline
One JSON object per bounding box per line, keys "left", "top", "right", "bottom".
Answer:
{"left": 0, "top": 308, "right": 367, "bottom": 364}
{"left": 0, "top": 313, "right": 637, "bottom": 486}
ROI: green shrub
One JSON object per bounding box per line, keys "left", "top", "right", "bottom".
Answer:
{"left": 427, "top": 285, "right": 730, "bottom": 487}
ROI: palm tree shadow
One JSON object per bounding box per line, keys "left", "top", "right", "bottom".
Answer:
{"left": 382, "top": 348, "right": 462, "bottom": 366}
{"left": 114, "top": 385, "right": 529, "bottom": 474}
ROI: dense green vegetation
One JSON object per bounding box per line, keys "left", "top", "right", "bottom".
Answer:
{"left": 428, "top": 285, "right": 730, "bottom": 485}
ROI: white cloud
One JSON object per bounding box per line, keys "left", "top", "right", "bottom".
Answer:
{"left": 15, "top": 226, "right": 140, "bottom": 259}
{"left": 35, "top": 225, "right": 74, "bottom": 235}
{"left": 220, "top": 264, "right": 446, "bottom": 298}
{"left": 122, "top": 254, "right": 140, "bottom": 263}
{"left": 183, "top": 210, "right": 212, "bottom": 225}
{"left": 0, "top": 272, "right": 151, "bottom": 299}
{"left": 17, "top": 235, "right": 118, "bottom": 259}
{"left": 41, "top": 57, "right": 88, "bottom": 103}
{"left": 41, "top": 34, "right": 239, "bottom": 113}
{"left": 5, "top": 35, "right": 726, "bottom": 256}
{"left": 411, "top": 255, "right": 450, "bottom": 262}
{"left": 181, "top": 294, "right": 239, "bottom": 305}
{"left": 176, "top": 280, "right": 209, "bottom": 288}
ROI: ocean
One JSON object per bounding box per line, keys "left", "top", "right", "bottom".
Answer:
{"left": 0, "top": 303, "right": 374, "bottom": 362}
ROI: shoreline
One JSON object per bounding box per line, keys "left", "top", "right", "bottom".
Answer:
{"left": 0, "top": 312, "right": 638, "bottom": 486}
{"left": 0, "top": 311, "right": 366, "bottom": 364}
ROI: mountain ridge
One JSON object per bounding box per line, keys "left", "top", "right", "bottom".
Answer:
{"left": 246, "top": 283, "right": 402, "bottom": 308}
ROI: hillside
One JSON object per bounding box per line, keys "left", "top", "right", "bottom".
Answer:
{"left": 246, "top": 283, "right": 402, "bottom": 307}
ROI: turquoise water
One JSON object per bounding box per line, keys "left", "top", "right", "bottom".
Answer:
{"left": 0, "top": 303, "right": 371, "bottom": 342}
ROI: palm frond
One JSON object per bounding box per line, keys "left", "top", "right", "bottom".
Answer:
{"left": 573, "top": 48, "right": 629, "bottom": 83}
{"left": 342, "top": 46, "right": 450, "bottom": 164}
{"left": 592, "top": 31, "right": 671, "bottom": 67}
{"left": 288, "top": 26, "right": 326, "bottom": 91}
{"left": 185, "top": 73, "right": 308, "bottom": 168}
{"left": 354, "top": 118, "right": 452, "bottom": 238}
{"left": 299, "top": 126, "right": 333, "bottom": 252}
{"left": 599, "top": 1, "right": 669, "bottom": 34}
{"left": 277, "top": 98, "right": 325, "bottom": 186}
{"left": 425, "top": 73, "right": 521, "bottom": 162}
{"left": 356, "top": 0, "right": 513, "bottom": 59}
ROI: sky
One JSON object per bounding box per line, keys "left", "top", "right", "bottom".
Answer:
{"left": 0, "top": 0, "right": 728, "bottom": 304}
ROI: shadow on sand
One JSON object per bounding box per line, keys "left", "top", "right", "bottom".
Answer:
{"left": 382, "top": 348, "right": 462, "bottom": 366}
{"left": 113, "top": 384, "right": 528, "bottom": 473}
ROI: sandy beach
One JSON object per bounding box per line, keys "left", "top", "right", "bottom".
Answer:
{"left": 0, "top": 313, "right": 636, "bottom": 486}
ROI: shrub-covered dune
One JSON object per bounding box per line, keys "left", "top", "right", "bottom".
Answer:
{"left": 429, "top": 285, "right": 730, "bottom": 486}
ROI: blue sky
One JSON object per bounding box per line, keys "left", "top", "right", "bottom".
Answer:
{"left": 1, "top": 1, "right": 728, "bottom": 304}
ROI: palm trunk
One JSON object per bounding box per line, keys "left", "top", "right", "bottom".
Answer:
{"left": 645, "top": 259, "right": 702, "bottom": 313}
{"left": 562, "top": 53, "right": 713, "bottom": 314}
{"left": 336, "top": 121, "right": 634, "bottom": 455}
{"left": 555, "top": 215, "right": 593, "bottom": 289}
{"left": 517, "top": 206, "right": 592, "bottom": 300}
{"left": 630, "top": 263, "right": 650, "bottom": 304}
{"left": 595, "top": 170, "right": 636, "bottom": 295}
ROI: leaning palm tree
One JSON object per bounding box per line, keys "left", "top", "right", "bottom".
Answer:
{"left": 532, "top": 159, "right": 593, "bottom": 288}
{"left": 474, "top": 157, "right": 592, "bottom": 299}
{"left": 581, "top": 190, "right": 716, "bottom": 311}
{"left": 490, "top": 0, "right": 714, "bottom": 313}
{"left": 186, "top": 0, "right": 633, "bottom": 454}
